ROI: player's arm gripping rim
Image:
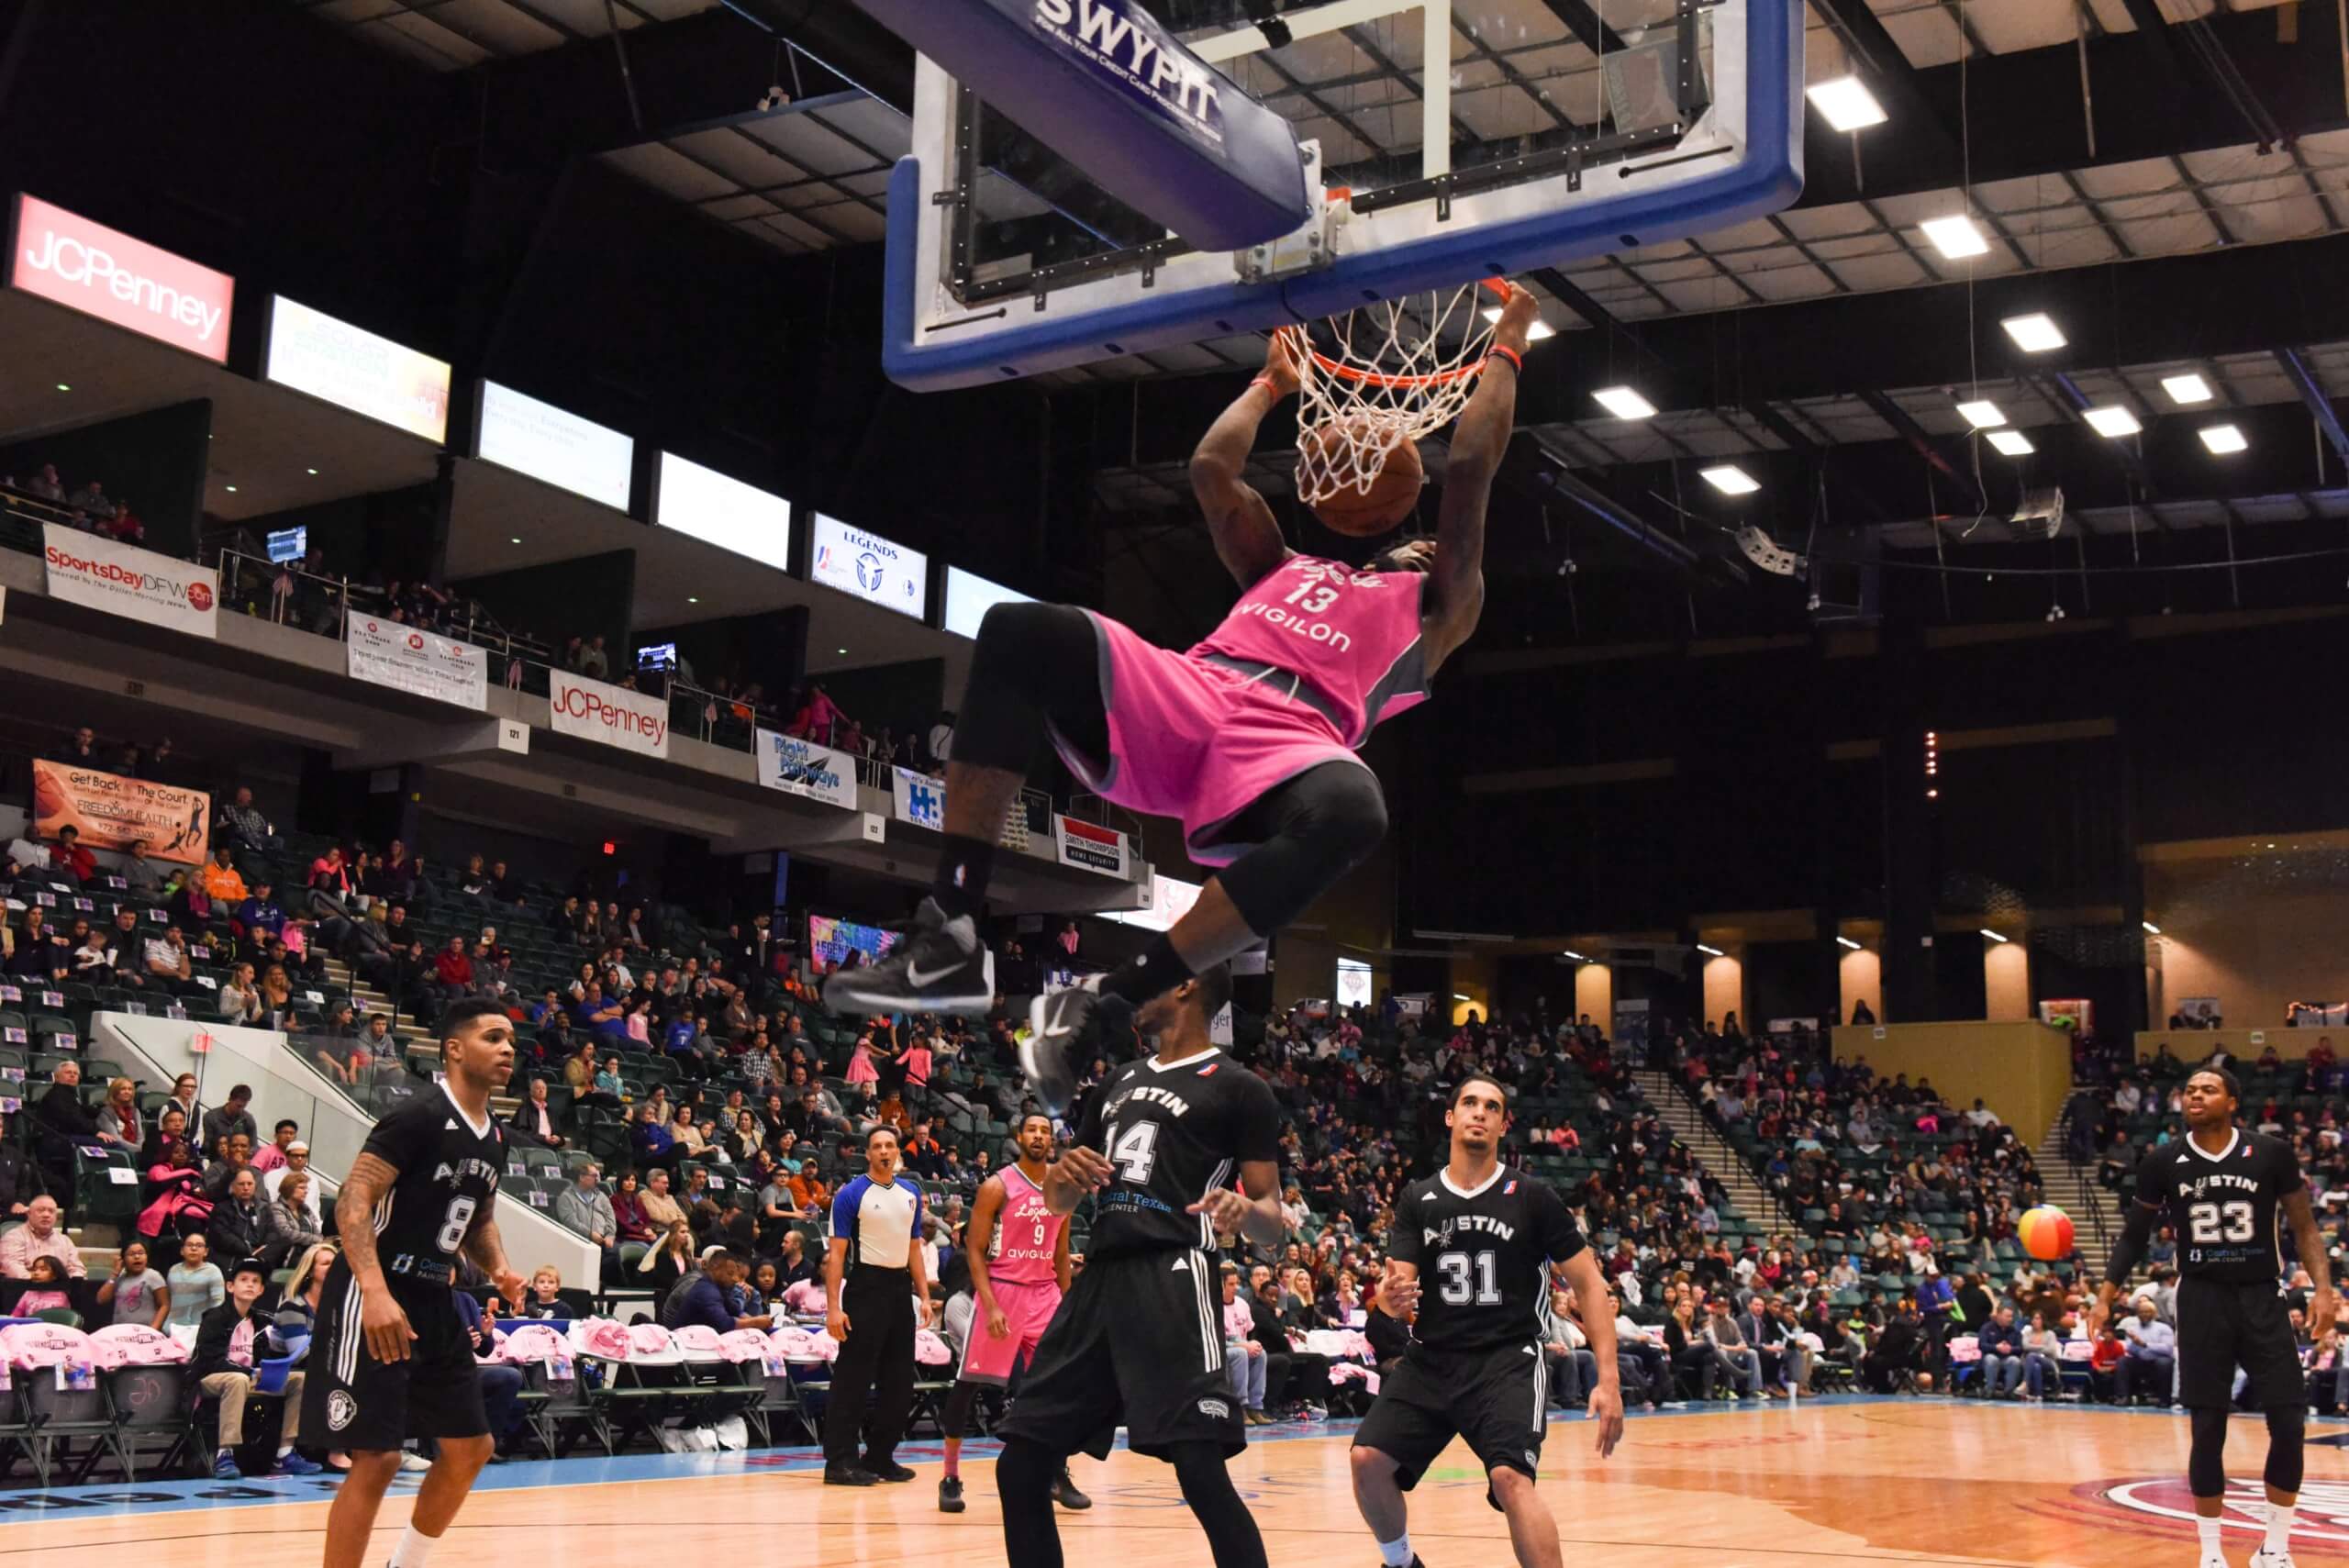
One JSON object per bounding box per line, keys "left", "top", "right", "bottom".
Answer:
{"left": 967, "top": 1173, "right": 1009, "bottom": 1340}
{"left": 1555, "top": 1247, "right": 1625, "bottom": 1457}
{"left": 2285, "top": 1187, "right": 2338, "bottom": 1348}
{"left": 1186, "top": 1159, "right": 1285, "bottom": 1251}
{"left": 1423, "top": 284, "right": 1537, "bottom": 673}
{"left": 458, "top": 1186, "right": 526, "bottom": 1315}
{"left": 335, "top": 1151, "right": 417, "bottom": 1364}
{"left": 1189, "top": 332, "right": 1300, "bottom": 591}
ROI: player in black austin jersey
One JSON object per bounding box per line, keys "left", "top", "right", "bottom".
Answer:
{"left": 308, "top": 1000, "right": 525, "bottom": 1568}
{"left": 996, "top": 962, "right": 1285, "bottom": 1568}
{"left": 1353, "top": 1074, "right": 1623, "bottom": 1568}
{"left": 2090, "top": 1066, "right": 2335, "bottom": 1568}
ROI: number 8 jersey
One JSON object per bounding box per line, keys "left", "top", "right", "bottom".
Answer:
{"left": 2132, "top": 1127, "right": 2303, "bottom": 1283}
{"left": 1390, "top": 1167, "right": 1587, "bottom": 1352}
{"left": 361, "top": 1084, "right": 506, "bottom": 1269}
{"left": 1075, "top": 1049, "right": 1282, "bottom": 1260}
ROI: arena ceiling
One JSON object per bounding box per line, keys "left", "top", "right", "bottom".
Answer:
{"left": 284, "top": 0, "right": 2349, "bottom": 606}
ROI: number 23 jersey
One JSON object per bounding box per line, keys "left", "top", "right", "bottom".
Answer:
{"left": 2132, "top": 1127, "right": 2302, "bottom": 1283}
{"left": 362, "top": 1085, "right": 505, "bottom": 1268}
{"left": 1075, "top": 1050, "right": 1282, "bottom": 1260}
{"left": 1390, "top": 1167, "right": 1587, "bottom": 1352}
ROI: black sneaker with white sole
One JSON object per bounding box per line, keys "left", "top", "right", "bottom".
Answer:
{"left": 1021, "top": 977, "right": 1132, "bottom": 1117}
{"left": 821, "top": 896, "right": 995, "bottom": 1017}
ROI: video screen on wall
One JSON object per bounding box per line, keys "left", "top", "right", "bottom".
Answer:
{"left": 1337, "top": 956, "right": 1373, "bottom": 1009}
{"left": 808, "top": 913, "right": 903, "bottom": 975}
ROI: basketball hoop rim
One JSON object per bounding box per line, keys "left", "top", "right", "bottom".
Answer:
{"left": 1280, "top": 278, "right": 1514, "bottom": 391}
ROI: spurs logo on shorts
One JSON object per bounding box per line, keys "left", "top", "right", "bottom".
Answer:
{"left": 1197, "top": 1397, "right": 1231, "bottom": 1419}
{"left": 328, "top": 1390, "right": 358, "bottom": 1431}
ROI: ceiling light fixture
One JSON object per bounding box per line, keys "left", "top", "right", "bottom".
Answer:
{"left": 1921, "top": 215, "right": 1989, "bottom": 259}
{"left": 306, "top": 467, "right": 319, "bottom": 475}
{"left": 1986, "top": 429, "right": 2035, "bottom": 456}
{"left": 1805, "top": 75, "right": 1887, "bottom": 132}
{"left": 2162, "top": 373, "right": 2213, "bottom": 405}
{"left": 1561, "top": 949, "right": 1588, "bottom": 962}
{"left": 837, "top": 647, "right": 848, "bottom": 654}
{"left": 1696, "top": 942, "right": 1724, "bottom": 957}
{"left": 1592, "top": 385, "right": 1657, "bottom": 420}
{"left": 224, "top": 484, "right": 237, "bottom": 494}
{"left": 54, "top": 383, "right": 70, "bottom": 393}
{"left": 2001, "top": 313, "right": 2066, "bottom": 352}
{"left": 1979, "top": 928, "right": 2009, "bottom": 943}
{"left": 1954, "top": 399, "right": 2005, "bottom": 428}
{"left": 1700, "top": 463, "right": 1759, "bottom": 495}
{"left": 2083, "top": 406, "right": 2142, "bottom": 438}
{"left": 509, "top": 536, "right": 522, "bottom": 545}
{"left": 1452, "top": 993, "right": 1472, "bottom": 1002}
{"left": 2199, "top": 423, "right": 2246, "bottom": 454}
{"left": 2142, "top": 920, "right": 2162, "bottom": 935}
{"left": 686, "top": 596, "right": 699, "bottom": 605}
{"left": 1835, "top": 936, "right": 1862, "bottom": 951}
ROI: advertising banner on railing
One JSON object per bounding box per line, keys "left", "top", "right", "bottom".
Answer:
{"left": 753, "top": 728, "right": 856, "bottom": 810}
{"left": 1053, "top": 814, "right": 1129, "bottom": 877}
{"left": 42, "top": 524, "right": 217, "bottom": 638}
{"left": 893, "top": 766, "right": 945, "bottom": 831}
{"left": 32, "top": 760, "right": 210, "bottom": 864}
{"left": 549, "top": 670, "right": 669, "bottom": 759}
{"left": 346, "top": 617, "right": 487, "bottom": 710}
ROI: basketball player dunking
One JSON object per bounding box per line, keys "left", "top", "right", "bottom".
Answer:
{"left": 991, "top": 963, "right": 1285, "bottom": 1568}
{"left": 2089, "top": 1066, "right": 2334, "bottom": 1568}
{"left": 308, "top": 999, "right": 524, "bottom": 1568}
{"left": 937, "top": 1111, "right": 1090, "bottom": 1516}
{"left": 825, "top": 287, "right": 1542, "bottom": 1111}
{"left": 1354, "top": 1074, "right": 1622, "bottom": 1568}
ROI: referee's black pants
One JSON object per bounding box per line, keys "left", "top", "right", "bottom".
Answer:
{"left": 824, "top": 1263, "right": 915, "bottom": 1469}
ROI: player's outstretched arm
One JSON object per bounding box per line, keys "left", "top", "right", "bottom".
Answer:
{"left": 1425, "top": 284, "right": 1538, "bottom": 669}
{"left": 2088, "top": 1197, "right": 2161, "bottom": 1337}
{"left": 2286, "top": 1188, "right": 2337, "bottom": 1340}
{"left": 966, "top": 1174, "right": 1008, "bottom": 1338}
{"left": 461, "top": 1191, "right": 526, "bottom": 1308}
{"left": 1557, "top": 1248, "right": 1624, "bottom": 1457}
{"left": 1190, "top": 333, "right": 1298, "bottom": 591}
{"left": 335, "top": 1152, "right": 417, "bottom": 1364}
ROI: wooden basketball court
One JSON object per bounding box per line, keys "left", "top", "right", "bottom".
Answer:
{"left": 3, "top": 1400, "right": 2339, "bottom": 1567}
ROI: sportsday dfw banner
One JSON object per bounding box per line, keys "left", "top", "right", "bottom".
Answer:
{"left": 549, "top": 670, "right": 669, "bottom": 759}
{"left": 346, "top": 617, "right": 487, "bottom": 710}
{"left": 1054, "top": 815, "right": 1130, "bottom": 877}
{"left": 42, "top": 525, "right": 218, "bottom": 638}
{"left": 754, "top": 728, "right": 856, "bottom": 810}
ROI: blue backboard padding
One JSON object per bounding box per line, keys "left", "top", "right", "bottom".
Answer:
{"left": 886, "top": 0, "right": 1802, "bottom": 392}
{"left": 852, "top": 0, "right": 1308, "bottom": 251}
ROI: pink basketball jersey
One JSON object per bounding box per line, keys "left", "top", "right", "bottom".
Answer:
{"left": 1188, "top": 554, "right": 1429, "bottom": 746}
{"left": 988, "top": 1165, "right": 1066, "bottom": 1287}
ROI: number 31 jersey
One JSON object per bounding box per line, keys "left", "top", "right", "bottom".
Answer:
{"left": 1390, "top": 1167, "right": 1587, "bottom": 1352}
{"left": 361, "top": 1084, "right": 506, "bottom": 1269}
{"left": 1075, "top": 1049, "right": 1282, "bottom": 1261}
{"left": 2132, "top": 1127, "right": 2303, "bottom": 1283}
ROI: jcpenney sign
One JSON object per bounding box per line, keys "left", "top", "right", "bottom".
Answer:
{"left": 10, "top": 195, "right": 232, "bottom": 361}
{"left": 42, "top": 525, "right": 218, "bottom": 639}
{"left": 549, "top": 670, "right": 669, "bottom": 759}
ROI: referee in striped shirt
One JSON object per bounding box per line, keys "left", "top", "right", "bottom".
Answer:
{"left": 822, "top": 1125, "right": 934, "bottom": 1486}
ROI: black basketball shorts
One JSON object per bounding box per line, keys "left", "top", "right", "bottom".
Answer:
{"left": 995, "top": 1247, "right": 1245, "bottom": 1462}
{"left": 302, "top": 1260, "right": 488, "bottom": 1451}
{"left": 1353, "top": 1340, "right": 1547, "bottom": 1510}
{"left": 2176, "top": 1273, "right": 2305, "bottom": 1411}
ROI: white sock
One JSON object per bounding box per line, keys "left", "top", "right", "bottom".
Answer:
{"left": 275, "top": 1445, "right": 294, "bottom": 1459}
{"left": 2198, "top": 1517, "right": 2224, "bottom": 1555}
{"left": 1377, "top": 1535, "right": 1414, "bottom": 1568}
{"left": 392, "top": 1525, "right": 440, "bottom": 1568}
{"left": 2266, "top": 1504, "right": 2297, "bottom": 1552}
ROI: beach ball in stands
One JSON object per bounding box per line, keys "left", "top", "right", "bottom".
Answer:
{"left": 2019, "top": 1206, "right": 2074, "bottom": 1261}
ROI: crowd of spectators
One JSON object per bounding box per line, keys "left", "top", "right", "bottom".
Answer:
{"left": 3, "top": 461, "right": 144, "bottom": 542}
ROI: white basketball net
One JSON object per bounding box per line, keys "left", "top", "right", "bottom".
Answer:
{"left": 1288, "top": 280, "right": 1505, "bottom": 507}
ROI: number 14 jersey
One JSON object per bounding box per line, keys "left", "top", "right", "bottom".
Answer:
{"left": 2132, "top": 1127, "right": 2303, "bottom": 1283}
{"left": 1075, "top": 1049, "right": 1282, "bottom": 1261}
{"left": 1390, "top": 1167, "right": 1587, "bottom": 1352}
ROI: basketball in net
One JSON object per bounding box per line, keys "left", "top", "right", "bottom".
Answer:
{"left": 1286, "top": 278, "right": 1513, "bottom": 535}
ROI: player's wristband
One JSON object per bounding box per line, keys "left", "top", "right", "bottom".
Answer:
{"left": 1249, "top": 375, "right": 1284, "bottom": 399}
{"left": 1486, "top": 344, "right": 1523, "bottom": 376}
